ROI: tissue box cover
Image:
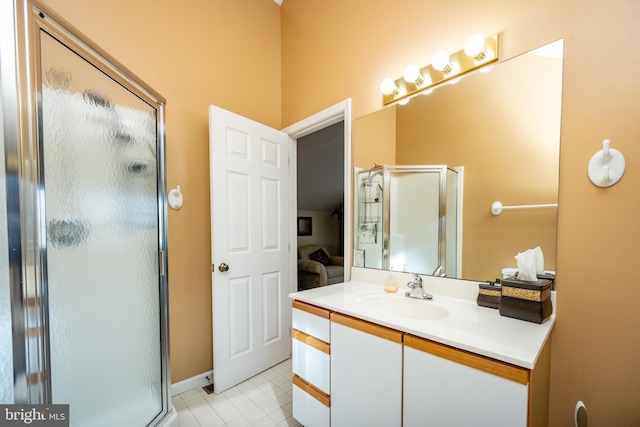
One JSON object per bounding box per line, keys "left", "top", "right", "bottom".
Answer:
{"left": 477, "top": 283, "right": 501, "bottom": 309}
{"left": 499, "top": 278, "right": 553, "bottom": 323}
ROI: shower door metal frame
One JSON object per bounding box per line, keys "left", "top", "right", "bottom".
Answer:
{"left": 354, "top": 165, "right": 385, "bottom": 269}
{"left": 2, "top": 1, "right": 172, "bottom": 424}
{"left": 382, "top": 165, "right": 450, "bottom": 272}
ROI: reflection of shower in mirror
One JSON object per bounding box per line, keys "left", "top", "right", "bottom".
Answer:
{"left": 354, "top": 165, "right": 462, "bottom": 277}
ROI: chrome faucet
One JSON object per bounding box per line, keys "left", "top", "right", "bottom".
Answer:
{"left": 405, "top": 273, "right": 433, "bottom": 300}
{"left": 432, "top": 265, "right": 446, "bottom": 277}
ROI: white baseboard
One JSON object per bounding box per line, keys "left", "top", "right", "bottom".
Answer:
{"left": 171, "top": 370, "right": 213, "bottom": 396}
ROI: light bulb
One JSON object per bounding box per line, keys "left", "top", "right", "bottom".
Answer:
{"left": 431, "top": 49, "right": 451, "bottom": 72}
{"left": 449, "top": 77, "right": 461, "bottom": 85}
{"left": 380, "top": 78, "right": 398, "bottom": 95}
{"left": 479, "top": 65, "right": 494, "bottom": 73}
{"left": 422, "top": 88, "right": 433, "bottom": 95}
{"left": 398, "top": 98, "right": 410, "bottom": 105}
{"left": 403, "top": 64, "right": 422, "bottom": 84}
{"left": 464, "top": 34, "right": 486, "bottom": 59}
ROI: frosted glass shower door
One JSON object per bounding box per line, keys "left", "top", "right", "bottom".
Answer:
{"left": 0, "top": 47, "right": 14, "bottom": 405}
{"left": 40, "top": 30, "right": 163, "bottom": 425}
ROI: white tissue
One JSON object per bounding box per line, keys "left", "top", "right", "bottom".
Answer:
{"left": 533, "top": 246, "right": 544, "bottom": 274}
{"left": 515, "top": 247, "right": 544, "bottom": 281}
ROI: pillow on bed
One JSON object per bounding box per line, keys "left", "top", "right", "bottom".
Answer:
{"left": 309, "top": 248, "right": 331, "bottom": 266}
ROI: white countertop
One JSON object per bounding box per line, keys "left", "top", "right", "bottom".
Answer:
{"left": 289, "top": 278, "right": 555, "bottom": 369}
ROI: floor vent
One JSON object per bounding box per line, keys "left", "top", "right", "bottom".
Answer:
{"left": 202, "top": 384, "right": 215, "bottom": 395}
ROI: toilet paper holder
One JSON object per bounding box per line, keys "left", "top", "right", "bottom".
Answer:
{"left": 588, "top": 139, "right": 625, "bottom": 187}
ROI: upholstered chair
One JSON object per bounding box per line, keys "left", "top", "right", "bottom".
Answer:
{"left": 297, "top": 244, "right": 344, "bottom": 290}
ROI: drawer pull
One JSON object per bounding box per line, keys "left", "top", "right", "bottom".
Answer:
{"left": 331, "top": 312, "right": 403, "bottom": 343}
{"left": 293, "top": 375, "right": 330, "bottom": 407}
{"left": 404, "top": 334, "right": 529, "bottom": 385}
{"left": 292, "top": 300, "right": 331, "bottom": 318}
{"left": 292, "top": 329, "right": 330, "bottom": 354}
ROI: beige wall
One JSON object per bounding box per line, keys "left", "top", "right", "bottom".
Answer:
{"left": 39, "top": 0, "right": 282, "bottom": 383}
{"left": 34, "top": 0, "right": 640, "bottom": 425}
{"left": 353, "top": 104, "right": 397, "bottom": 170}
{"left": 282, "top": 1, "right": 640, "bottom": 425}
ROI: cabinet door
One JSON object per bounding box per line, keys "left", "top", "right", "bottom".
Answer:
{"left": 292, "top": 301, "right": 331, "bottom": 342}
{"left": 331, "top": 313, "right": 402, "bottom": 427}
{"left": 292, "top": 376, "right": 330, "bottom": 427}
{"left": 292, "top": 331, "right": 330, "bottom": 393}
{"left": 292, "top": 302, "right": 331, "bottom": 394}
{"left": 404, "top": 336, "right": 529, "bottom": 427}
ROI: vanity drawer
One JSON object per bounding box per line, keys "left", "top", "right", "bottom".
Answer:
{"left": 292, "top": 375, "right": 330, "bottom": 427}
{"left": 292, "top": 300, "right": 331, "bottom": 343}
{"left": 292, "top": 330, "right": 330, "bottom": 393}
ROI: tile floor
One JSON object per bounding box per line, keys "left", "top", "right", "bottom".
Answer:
{"left": 172, "top": 359, "right": 302, "bottom": 427}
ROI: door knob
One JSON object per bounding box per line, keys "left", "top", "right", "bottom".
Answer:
{"left": 218, "top": 263, "right": 229, "bottom": 272}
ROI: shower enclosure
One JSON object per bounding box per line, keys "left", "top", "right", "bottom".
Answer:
{"left": 354, "top": 165, "right": 461, "bottom": 277}
{"left": 1, "top": 1, "right": 175, "bottom": 426}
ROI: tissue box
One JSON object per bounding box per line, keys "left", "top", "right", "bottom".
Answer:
{"left": 499, "top": 278, "right": 553, "bottom": 323}
{"left": 477, "top": 282, "right": 501, "bottom": 309}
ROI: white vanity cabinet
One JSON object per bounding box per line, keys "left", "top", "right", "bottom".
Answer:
{"left": 403, "top": 335, "right": 551, "bottom": 427}
{"left": 290, "top": 284, "right": 553, "bottom": 427}
{"left": 291, "top": 301, "right": 331, "bottom": 427}
{"left": 330, "top": 312, "right": 403, "bottom": 427}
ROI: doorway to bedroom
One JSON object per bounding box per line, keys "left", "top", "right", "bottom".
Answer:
{"left": 295, "top": 121, "right": 345, "bottom": 291}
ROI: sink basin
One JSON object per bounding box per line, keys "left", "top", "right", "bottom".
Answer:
{"left": 354, "top": 294, "right": 449, "bottom": 320}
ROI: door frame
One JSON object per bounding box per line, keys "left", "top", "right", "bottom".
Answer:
{"left": 282, "top": 99, "right": 352, "bottom": 294}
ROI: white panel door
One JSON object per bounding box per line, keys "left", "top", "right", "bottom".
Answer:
{"left": 209, "top": 105, "right": 291, "bottom": 393}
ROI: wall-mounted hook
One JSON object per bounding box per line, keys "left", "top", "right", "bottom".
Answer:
{"left": 588, "top": 139, "right": 625, "bottom": 187}
{"left": 168, "top": 185, "right": 184, "bottom": 209}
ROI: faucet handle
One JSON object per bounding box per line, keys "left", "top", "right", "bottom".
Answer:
{"left": 407, "top": 273, "right": 418, "bottom": 288}
{"left": 412, "top": 273, "right": 422, "bottom": 286}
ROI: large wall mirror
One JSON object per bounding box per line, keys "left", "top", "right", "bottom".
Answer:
{"left": 353, "top": 40, "right": 564, "bottom": 282}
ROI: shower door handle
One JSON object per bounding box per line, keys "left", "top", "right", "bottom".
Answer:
{"left": 218, "top": 263, "right": 229, "bottom": 273}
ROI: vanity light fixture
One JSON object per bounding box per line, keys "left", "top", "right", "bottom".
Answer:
{"left": 403, "top": 64, "right": 427, "bottom": 86}
{"left": 431, "top": 49, "right": 452, "bottom": 73}
{"left": 397, "top": 87, "right": 409, "bottom": 104}
{"left": 380, "top": 33, "right": 500, "bottom": 106}
{"left": 380, "top": 78, "right": 399, "bottom": 96}
{"left": 464, "top": 34, "right": 487, "bottom": 59}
